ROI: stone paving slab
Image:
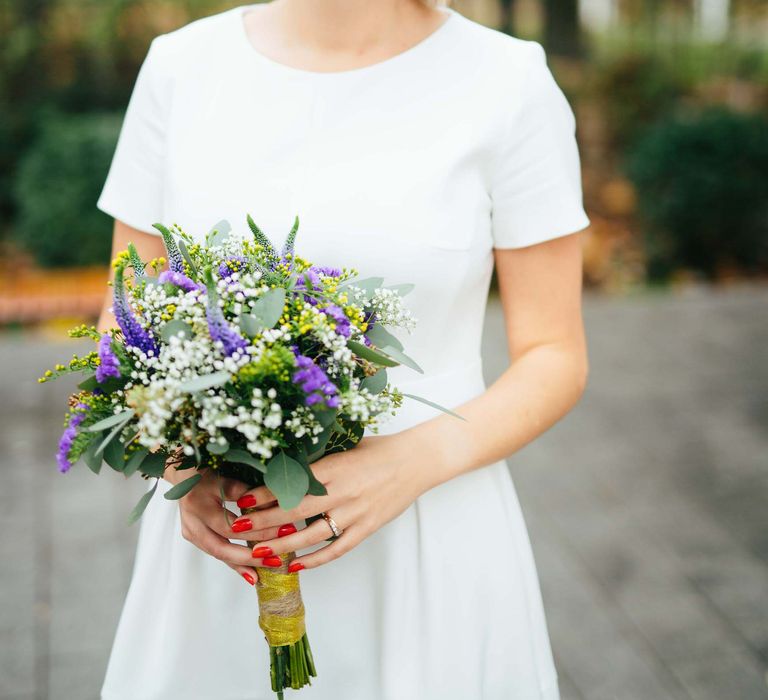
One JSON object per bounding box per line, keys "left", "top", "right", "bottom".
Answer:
{"left": 2, "top": 284, "right": 767, "bottom": 699}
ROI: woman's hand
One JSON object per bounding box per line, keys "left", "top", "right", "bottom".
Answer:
{"left": 164, "top": 465, "right": 278, "bottom": 586}
{"left": 227, "top": 433, "right": 437, "bottom": 572}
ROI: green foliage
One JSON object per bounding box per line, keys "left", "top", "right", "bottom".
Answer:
{"left": 12, "top": 112, "right": 121, "bottom": 266}
{"left": 625, "top": 107, "right": 768, "bottom": 281}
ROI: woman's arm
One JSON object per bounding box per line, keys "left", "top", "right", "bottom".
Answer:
{"left": 407, "top": 230, "right": 589, "bottom": 487}
{"left": 229, "top": 230, "right": 589, "bottom": 571}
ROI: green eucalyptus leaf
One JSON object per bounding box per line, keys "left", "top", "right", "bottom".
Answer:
{"left": 223, "top": 448, "right": 266, "bottom": 473}
{"left": 377, "top": 345, "right": 423, "bottom": 374}
{"left": 360, "top": 369, "right": 388, "bottom": 394}
{"left": 250, "top": 288, "right": 286, "bottom": 329}
{"left": 87, "top": 410, "right": 135, "bottom": 433}
{"left": 366, "top": 324, "right": 403, "bottom": 351}
{"left": 178, "top": 371, "right": 231, "bottom": 393}
{"left": 240, "top": 313, "right": 263, "bottom": 338}
{"left": 207, "top": 219, "right": 232, "bottom": 247}
{"left": 103, "top": 438, "right": 126, "bottom": 471}
{"left": 265, "top": 452, "right": 309, "bottom": 510}
{"left": 141, "top": 451, "right": 167, "bottom": 478}
{"left": 177, "top": 239, "right": 197, "bottom": 275}
{"left": 127, "top": 481, "right": 158, "bottom": 525}
{"left": 95, "top": 414, "right": 132, "bottom": 457}
{"left": 402, "top": 392, "right": 467, "bottom": 421}
{"left": 78, "top": 374, "right": 99, "bottom": 392}
{"left": 123, "top": 447, "right": 149, "bottom": 477}
{"left": 164, "top": 473, "right": 202, "bottom": 500}
{"left": 207, "top": 440, "right": 229, "bottom": 455}
{"left": 347, "top": 340, "right": 399, "bottom": 367}
{"left": 306, "top": 470, "right": 328, "bottom": 496}
{"left": 161, "top": 320, "right": 193, "bottom": 343}
{"left": 82, "top": 436, "right": 103, "bottom": 474}
{"left": 342, "top": 277, "right": 384, "bottom": 297}
{"left": 386, "top": 283, "right": 415, "bottom": 296}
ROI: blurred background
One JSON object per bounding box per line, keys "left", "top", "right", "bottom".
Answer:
{"left": 1, "top": 0, "right": 767, "bottom": 698}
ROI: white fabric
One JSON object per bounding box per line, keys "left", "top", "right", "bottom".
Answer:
{"left": 97, "top": 4, "right": 590, "bottom": 699}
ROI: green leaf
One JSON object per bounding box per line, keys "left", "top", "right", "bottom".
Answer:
{"left": 141, "top": 451, "right": 167, "bottom": 478}
{"left": 87, "top": 410, "right": 135, "bottom": 433}
{"left": 360, "top": 369, "right": 388, "bottom": 394}
{"left": 123, "top": 448, "right": 149, "bottom": 478}
{"left": 386, "top": 283, "right": 415, "bottom": 296}
{"left": 161, "top": 320, "right": 193, "bottom": 343}
{"left": 265, "top": 452, "right": 309, "bottom": 510}
{"left": 342, "top": 277, "right": 383, "bottom": 297}
{"left": 306, "top": 425, "right": 333, "bottom": 463}
{"left": 366, "top": 324, "right": 403, "bottom": 351}
{"left": 250, "top": 288, "right": 286, "bottom": 329}
{"left": 347, "top": 340, "right": 399, "bottom": 367}
{"left": 207, "top": 439, "right": 229, "bottom": 455}
{"left": 177, "top": 239, "right": 198, "bottom": 275}
{"left": 164, "top": 473, "right": 202, "bottom": 500}
{"left": 377, "top": 345, "right": 423, "bottom": 374}
{"left": 223, "top": 448, "right": 267, "bottom": 473}
{"left": 95, "top": 413, "right": 132, "bottom": 457}
{"left": 239, "top": 313, "right": 263, "bottom": 338}
{"left": 103, "top": 438, "right": 126, "bottom": 471}
{"left": 128, "top": 481, "right": 158, "bottom": 525}
{"left": 312, "top": 407, "right": 338, "bottom": 428}
{"left": 78, "top": 374, "right": 99, "bottom": 392}
{"left": 306, "top": 470, "right": 328, "bottom": 496}
{"left": 178, "top": 371, "right": 231, "bottom": 393}
{"left": 207, "top": 219, "right": 232, "bottom": 247}
{"left": 401, "top": 392, "right": 467, "bottom": 421}
{"left": 82, "top": 436, "right": 103, "bottom": 474}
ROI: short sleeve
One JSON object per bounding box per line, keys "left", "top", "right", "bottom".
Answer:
{"left": 490, "top": 42, "right": 590, "bottom": 249}
{"left": 96, "top": 35, "right": 171, "bottom": 235}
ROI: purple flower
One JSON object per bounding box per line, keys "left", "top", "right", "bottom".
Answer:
{"left": 57, "top": 403, "right": 89, "bottom": 474}
{"left": 322, "top": 304, "right": 351, "bottom": 338}
{"left": 204, "top": 269, "right": 248, "bottom": 357}
{"left": 218, "top": 257, "right": 248, "bottom": 279}
{"left": 113, "top": 266, "right": 158, "bottom": 356}
{"left": 292, "top": 354, "right": 339, "bottom": 409}
{"left": 95, "top": 334, "right": 121, "bottom": 383}
{"left": 159, "top": 270, "right": 202, "bottom": 293}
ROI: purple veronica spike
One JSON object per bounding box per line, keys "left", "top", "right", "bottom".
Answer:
{"left": 292, "top": 354, "right": 339, "bottom": 408}
{"left": 159, "top": 270, "right": 202, "bottom": 293}
{"left": 204, "top": 270, "right": 248, "bottom": 357}
{"left": 113, "top": 266, "right": 158, "bottom": 356}
{"left": 95, "top": 334, "right": 121, "bottom": 383}
{"left": 57, "top": 402, "right": 89, "bottom": 473}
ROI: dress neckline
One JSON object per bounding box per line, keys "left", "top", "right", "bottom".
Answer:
{"left": 234, "top": 4, "right": 458, "bottom": 80}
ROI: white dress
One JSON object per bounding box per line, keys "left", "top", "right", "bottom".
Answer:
{"left": 96, "top": 5, "right": 590, "bottom": 699}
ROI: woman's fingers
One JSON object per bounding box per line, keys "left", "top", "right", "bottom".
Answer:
{"left": 234, "top": 483, "right": 277, "bottom": 511}
{"left": 180, "top": 519, "right": 257, "bottom": 568}
{"left": 228, "top": 494, "right": 338, "bottom": 536}
{"left": 291, "top": 525, "right": 361, "bottom": 570}
{"left": 248, "top": 518, "right": 328, "bottom": 561}
{"left": 227, "top": 561, "right": 260, "bottom": 587}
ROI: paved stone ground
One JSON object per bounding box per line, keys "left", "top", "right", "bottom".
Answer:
{"left": 2, "top": 285, "right": 767, "bottom": 700}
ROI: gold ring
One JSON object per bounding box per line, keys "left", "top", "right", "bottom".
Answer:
{"left": 320, "top": 511, "right": 343, "bottom": 538}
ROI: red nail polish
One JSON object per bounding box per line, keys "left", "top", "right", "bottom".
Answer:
{"left": 241, "top": 572, "right": 255, "bottom": 586}
{"left": 288, "top": 562, "right": 305, "bottom": 573}
{"left": 231, "top": 517, "right": 252, "bottom": 533}
{"left": 237, "top": 494, "right": 257, "bottom": 509}
{"left": 252, "top": 546, "right": 273, "bottom": 558}
{"left": 262, "top": 556, "right": 282, "bottom": 567}
{"left": 278, "top": 523, "right": 297, "bottom": 537}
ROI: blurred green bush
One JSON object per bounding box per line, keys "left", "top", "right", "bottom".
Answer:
{"left": 625, "top": 107, "right": 768, "bottom": 281}
{"left": 13, "top": 112, "right": 121, "bottom": 267}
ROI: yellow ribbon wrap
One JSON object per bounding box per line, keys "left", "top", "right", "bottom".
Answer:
{"left": 255, "top": 553, "right": 306, "bottom": 647}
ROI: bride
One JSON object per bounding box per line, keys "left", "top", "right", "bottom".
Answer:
{"left": 96, "top": 0, "right": 590, "bottom": 698}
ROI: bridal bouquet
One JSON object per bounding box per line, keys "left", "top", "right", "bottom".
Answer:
{"left": 40, "top": 215, "right": 451, "bottom": 698}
